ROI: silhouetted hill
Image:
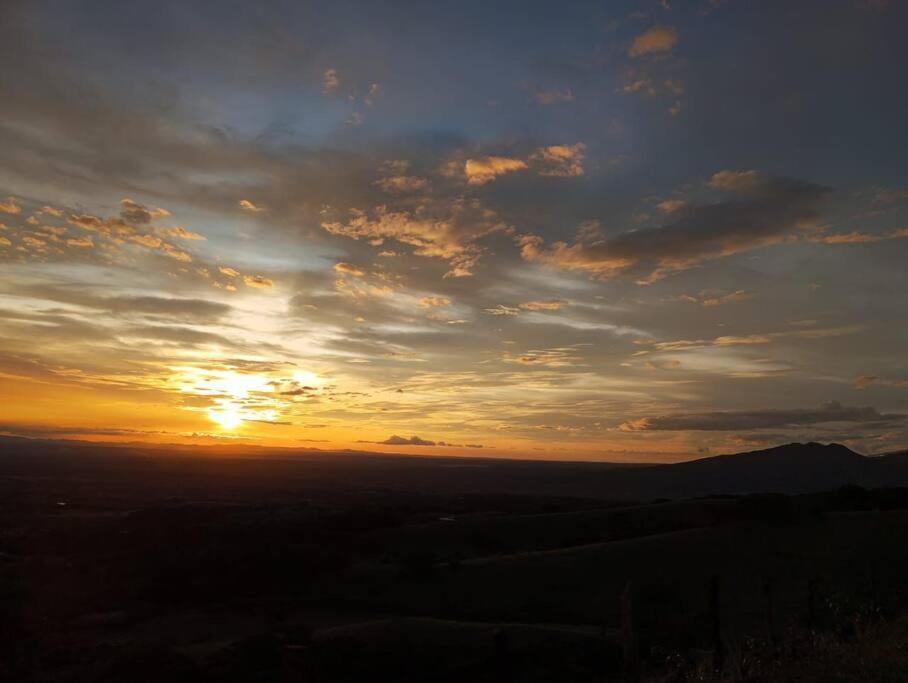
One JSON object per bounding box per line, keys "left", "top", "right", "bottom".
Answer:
{"left": 615, "top": 442, "right": 874, "bottom": 499}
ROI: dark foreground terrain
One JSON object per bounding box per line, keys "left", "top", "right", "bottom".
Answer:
{"left": 2, "top": 437, "right": 908, "bottom": 681}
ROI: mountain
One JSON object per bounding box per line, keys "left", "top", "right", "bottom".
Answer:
{"left": 615, "top": 442, "right": 874, "bottom": 499}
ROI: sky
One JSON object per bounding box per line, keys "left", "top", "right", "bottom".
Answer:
{"left": 1, "top": 0, "right": 907, "bottom": 461}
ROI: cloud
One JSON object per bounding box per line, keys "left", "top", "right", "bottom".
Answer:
{"left": 65, "top": 235, "right": 94, "bottom": 248}
{"left": 161, "top": 226, "right": 206, "bottom": 241}
{"left": 656, "top": 198, "right": 687, "bottom": 214}
{"left": 380, "top": 160, "right": 410, "bottom": 175}
{"left": 111, "top": 296, "right": 232, "bottom": 321}
{"left": 119, "top": 198, "right": 169, "bottom": 224}
{"left": 517, "top": 171, "right": 829, "bottom": 282}
{"left": 623, "top": 80, "right": 657, "bottom": 95}
{"left": 418, "top": 296, "right": 451, "bottom": 308}
{"left": 708, "top": 169, "right": 766, "bottom": 193}
{"left": 529, "top": 143, "right": 585, "bottom": 177}
{"left": 322, "top": 68, "right": 340, "bottom": 94}
{"left": 365, "top": 82, "right": 381, "bottom": 106}
{"left": 130, "top": 233, "right": 163, "bottom": 248}
{"left": 852, "top": 376, "right": 908, "bottom": 391}
{"left": 855, "top": 375, "right": 877, "bottom": 390}
{"left": 10, "top": 286, "right": 234, "bottom": 323}
{"left": 484, "top": 304, "right": 520, "bottom": 316}
{"left": 334, "top": 262, "right": 365, "bottom": 277}
{"left": 121, "top": 324, "right": 235, "bottom": 347}
{"left": 0, "top": 197, "right": 21, "bottom": 214}
{"left": 462, "top": 145, "right": 584, "bottom": 185}
{"left": 322, "top": 199, "right": 508, "bottom": 278}
{"left": 0, "top": 201, "right": 200, "bottom": 267}
{"left": 534, "top": 88, "right": 574, "bottom": 105}
{"left": 628, "top": 25, "right": 678, "bottom": 57}
{"left": 243, "top": 274, "right": 274, "bottom": 289}
{"left": 681, "top": 289, "right": 752, "bottom": 307}
{"left": 807, "top": 227, "right": 908, "bottom": 244}
{"left": 381, "top": 434, "right": 436, "bottom": 446}
{"left": 0, "top": 424, "right": 176, "bottom": 440}
{"left": 502, "top": 346, "right": 584, "bottom": 367}
{"left": 633, "top": 326, "right": 859, "bottom": 354}
{"left": 619, "top": 401, "right": 905, "bottom": 432}
{"left": 238, "top": 199, "right": 266, "bottom": 212}
{"left": 358, "top": 434, "right": 482, "bottom": 448}
{"left": 464, "top": 156, "right": 528, "bottom": 185}
{"left": 645, "top": 359, "right": 682, "bottom": 370}
{"left": 374, "top": 176, "right": 429, "bottom": 194}
{"left": 161, "top": 243, "right": 192, "bottom": 262}
{"left": 519, "top": 299, "right": 566, "bottom": 311}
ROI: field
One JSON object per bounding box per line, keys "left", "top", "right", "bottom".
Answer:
{"left": 2, "top": 438, "right": 908, "bottom": 681}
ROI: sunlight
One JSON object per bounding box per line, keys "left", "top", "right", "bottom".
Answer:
{"left": 208, "top": 404, "right": 242, "bottom": 429}
{"left": 173, "top": 366, "right": 304, "bottom": 430}
{"left": 292, "top": 369, "right": 324, "bottom": 387}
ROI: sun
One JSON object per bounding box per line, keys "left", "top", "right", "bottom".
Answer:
{"left": 208, "top": 404, "right": 242, "bottom": 430}
{"left": 176, "top": 367, "right": 300, "bottom": 431}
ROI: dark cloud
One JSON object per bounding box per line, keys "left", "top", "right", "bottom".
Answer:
{"left": 356, "top": 434, "right": 483, "bottom": 448}
{"left": 0, "top": 424, "right": 172, "bottom": 439}
{"left": 9, "top": 285, "right": 232, "bottom": 323}
{"left": 118, "top": 199, "right": 169, "bottom": 225}
{"left": 621, "top": 401, "right": 905, "bottom": 432}
{"left": 381, "top": 434, "right": 436, "bottom": 446}
{"left": 519, "top": 171, "right": 830, "bottom": 283}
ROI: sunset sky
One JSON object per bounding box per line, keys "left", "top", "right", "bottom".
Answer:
{"left": 1, "top": 0, "right": 906, "bottom": 461}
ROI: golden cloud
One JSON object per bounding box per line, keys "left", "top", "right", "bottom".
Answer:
{"left": 243, "top": 274, "right": 274, "bottom": 289}
{"left": 238, "top": 199, "right": 266, "bottom": 212}
{"left": 65, "top": 235, "right": 94, "bottom": 248}
{"left": 464, "top": 156, "right": 528, "bottom": 185}
{"left": 519, "top": 299, "right": 566, "bottom": 311}
{"left": 628, "top": 25, "right": 678, "bottom": 57}
{"left": 322, "top": 200, "right": 507, "bottom": 278}
{"left": 484, "top": 304, "right": 520, "bottom": 316}
{"left": 0, "top": 197, "right": 21, "bottom": 214}
{"left": 334, "top": 262, "right": 365, "bottom": 277}
{"left": 529, "top": 143, "right": 585, "bottom": 177}
{"left": 418, "top": 296, "right": 451, "bottom": 308}
{"left": 162, "top": 226, "right": 206, "bottom": 241}
{"left": 129, "top": 234, "right": 163, "bottom": 248}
